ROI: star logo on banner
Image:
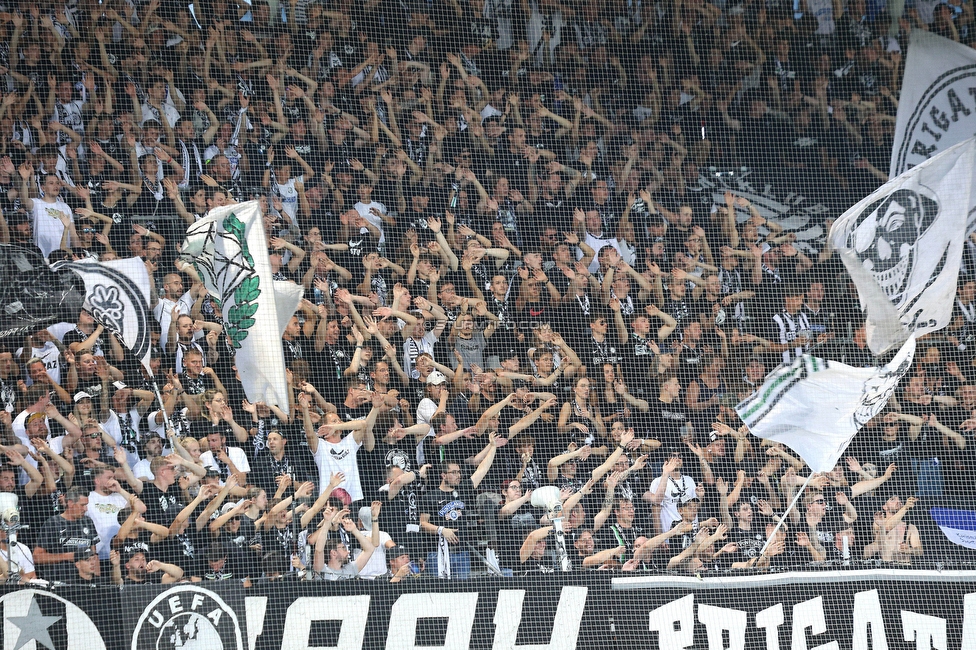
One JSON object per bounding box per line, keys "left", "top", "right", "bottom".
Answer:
{"left": 7, "top": 596, "right": 62, "bottom": 650}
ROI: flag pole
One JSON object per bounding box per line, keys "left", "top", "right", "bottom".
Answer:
{"left": 141, "top": 362, "right": 174, "bottom": 434}
{"left": 759, "top": 472, "right": 814, "bottom": 558}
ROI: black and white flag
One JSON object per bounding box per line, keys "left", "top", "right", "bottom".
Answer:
{"left": 736, "top": 336, "right": 916, "bottom": 473}
{"left": 54, "top": 257, "right": 153, "bottom": 368}
{"left": 890, "top": 30, "right": 976, "bottom": 177}
{"left": 830, "top": 138, "right": 976, "bottom": 354}
{"left": 0, "top": 244, "right": 83, "bottom": 339}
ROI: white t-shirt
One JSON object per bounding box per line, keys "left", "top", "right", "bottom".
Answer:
{"left": 416, "top": 397, "right": 437, "bottom": 465}
{"left": 102, "top": 408, "right": 143, "bottom": 467}
{"left": 0, "top": 542, "right": 34, "bottom": 578}
{"left": 18, "top": 340, "right": 62, "bottom": 386}
{"left": 648, "top": 474, "right": 697, "bottom": 533}
{"left": 11, "top": 410, "right": 46, "bottom": 450}
{"left": 152, "top": 291, "right": 195, "bottom": 350}
{"left": 354, "top": 530, "right": 392, "bottom": 578}
{"left": 354, "top": 200, "right": 388, "bottom": 245}
{"left": 31, "top": 198, "right": 74, "bottom": 259}
{"left": 581, "top": 232, "right": 622, "bottom": 273}
{"left": 275, "top": 175, "right": 304, "bottom": 225}
{"left": 200, "top": 446, "right": 252, "bottom": 478}
{"left": 87, "top": 491, "right": 128, "bottom": 558}
{"left": 141, "top": 97, "right": 182, "bottom": 129}
{"left": 314, "top": 434, "right": 363, "bottom": 500}
{"left": 132, "top": 458, "right": 155, "bottom": 481}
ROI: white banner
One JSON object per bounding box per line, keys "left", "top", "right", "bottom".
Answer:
{"left": 54, "top": 257, "right": 153, "bottom": 368}
{"left": 181, "top": 201, "right": 299, "bottom": 413}
{"left": 830, "top": 138, "right": 976, "bottom": 355}
{"left": 891, "top": 30, "right": 976, "bottom": 177}
{"left": 736, "top": 336, "right": 916, "bottom": 473}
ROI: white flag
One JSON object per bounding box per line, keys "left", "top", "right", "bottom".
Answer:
{"left": 890, "top": 30, "right": 976, "bottom": 177}
{"left": 54, "top": 257, "right": 153, "bottom": 368}
{"left": 736, "top": 336, "right": 916, "bottom": 473}
{"left": 182, "top": 201, "right": 301, "bottom": 413}
{"left": 830, "top": 138, "right": 976, "bottom": 355}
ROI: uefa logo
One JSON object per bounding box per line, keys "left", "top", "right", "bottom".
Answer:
{"left": 130, "top": 585, "right": 243, "bottom": 650}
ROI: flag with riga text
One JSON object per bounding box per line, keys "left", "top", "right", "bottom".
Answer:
{"left": 736, "top": 336, "right": 916, "bottom": 473}
{"left": 890, "top": 30, "right": 976, "bottom": 177}
{"left": 181, "top": 201, "right": 301, "bottom": 414}
{"left": 830, "top": 138, "right": 976, "bottom": 355}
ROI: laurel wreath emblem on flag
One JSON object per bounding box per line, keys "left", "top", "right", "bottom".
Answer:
{"left": 219, "top": 213, "right": 261, "bottom": 349}
{"left": 181, "top": 201, "right": 301, "bottom": 411}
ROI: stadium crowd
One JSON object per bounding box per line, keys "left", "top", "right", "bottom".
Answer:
{"left": 0, "top": 0, "right": 971, "bottom": 585}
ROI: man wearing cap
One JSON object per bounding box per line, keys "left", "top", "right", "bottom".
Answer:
{"left": 354, "top": 501, "right": 395, "bottom": 578}
{"left": 416, "top": 371, "right": 450, "bottom": 464}
{"left": 68, "top": 547, "right": 121, "bottom": 585}
{"left": 387, "top": 545, "right": 420, "bottom": 581}
{"left": 33, "top": 486, "right": 101, "bottom": 583}
{"left": 208, "top": 499, "right": 260, "bottom": 578}
{"left": 102, "top": 380, "right": 155, "bottom": 467}
{"left": 121, "top": 547, "right": 184, "bottom": 585}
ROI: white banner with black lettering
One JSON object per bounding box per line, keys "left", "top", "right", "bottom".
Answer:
{"left": 891, "top": 30, "right": 976, "bottom": 177}
{"left": 830, "top": 138, "right": 976, "bottom": 355}
{"left": 736, "top": 336, "right": 915, "bottom": 473}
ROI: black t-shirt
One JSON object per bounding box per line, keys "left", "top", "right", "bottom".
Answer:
{"left": 34, "top": 514, "right": 100, "bottom": 583}
{"left": 422, "top": 480, "right": 478, "bottom": 543}
{"left": 62, "top": 327, "right": 105, "bottom": 357}
{"left": 596, "top": 522, "right": 644, "bottom": 561}
{"left": 140, "top": 483, "right": 184, "bottom": 527}
{"left": 731, "top": 526, "right": 766, "bottom": 561}
{"left": 251, "top": 451, "right": 302, "bottom": 499}
{"left": 67, "top": 574, "right": 115, "bottom": 586}
{"left": 380, "top": 479, "right": 427, "bottom": 555}
{"left": 218, "top": 518, "right": 261, "bottom": 578}
{"left": 157, "top": 527, "right": 206, "bottom": 579}
{"left": 114, "top": 531, "right": 155, "bottom": 560}
{"left": 647, "top": 399, "right": 689, "bottom": 454}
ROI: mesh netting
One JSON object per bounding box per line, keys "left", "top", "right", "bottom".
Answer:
{"left": 0, "top": 0, "right": 973, "bottom": 647}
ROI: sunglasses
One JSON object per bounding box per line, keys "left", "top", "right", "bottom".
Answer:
{"left": 87, "top": 433, "right": 100, "bottom": 439}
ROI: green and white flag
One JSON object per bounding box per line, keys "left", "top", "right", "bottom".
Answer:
{"left": 181, "top": 201, "right": 301, "bottom": 413}
{"left": 736, "top": 336, "right": 916, "bottom": 473}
